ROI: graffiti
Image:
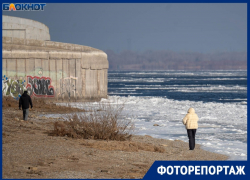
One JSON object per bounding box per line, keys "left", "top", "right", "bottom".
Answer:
{"left": 2, "top": 75, "right": 26, "bottom": 100}
{"left": 58, "top": 76, "right": 78, "bottom": 100}
{"left": 26, "top": 76, "right": 55, "bottom": 97}
{"left": 37, "top": 68, "right": 43, "bottom": 76}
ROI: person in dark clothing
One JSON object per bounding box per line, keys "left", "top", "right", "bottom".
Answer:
{"left": 19, "top": 91, "right": 33, "bottom": 121}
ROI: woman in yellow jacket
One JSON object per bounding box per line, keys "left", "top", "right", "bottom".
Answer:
{"left": 183, "top": 108, "right": 199, "bottom": 150}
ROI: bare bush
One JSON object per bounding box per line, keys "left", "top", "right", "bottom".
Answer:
{"left": 50, "top": 102, "right": 134, "bottom": 141}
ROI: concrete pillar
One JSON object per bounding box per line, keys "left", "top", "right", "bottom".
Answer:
{"left": 35, "top": 59, "right": 42, "bottom": 76}
{"left": 7, "top": 59, "right": 16, "bottom": 78}
{"left": 16, "top": 58, "right": 26, "bottom": 79}
{"left": 81, "top": 68, "right": 86, "bottom": 98}
{"left": 62, "top": 59, "right": 69, "bottom": 100}
{"left": 25, "top": 58, "right": 35, "bottom": 96}
{"left": 98, "top": 69, "right": 105, "bottom": 97}
{"left": 2, "top": 59, "right": 7, "bottom": 77}
{"left": 56, "top": 59, "right": 62, "bottom": 100}
{"left": 86, "top": 69, "right": 98, "bottom": 98}
{"left": 76, "top": 59, "right": 82, "bottom": 99}
{"left": 42, "top": 59, "right": 49, "bottom": 78}
{"left": 68, "top": 59, "right": 77, "bottom": 100}
{"left": 103, "top": 69, "right": 108, "bottom": 97}
{"left": 26, "top": 58, "right": 35, "bottom": 76}
{"left": 49, "top": 59, "right": 56, "bottom": 96}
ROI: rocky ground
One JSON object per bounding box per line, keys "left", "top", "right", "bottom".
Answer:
{"left": 2, "top": 97, "right": 228, "bottom": 179}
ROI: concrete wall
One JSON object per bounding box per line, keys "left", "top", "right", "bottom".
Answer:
{"left": 2, "top": 15, "right": 50, "bottom": 41}
{"left": 2, "top": 37, "right": 109, "bottom": 101}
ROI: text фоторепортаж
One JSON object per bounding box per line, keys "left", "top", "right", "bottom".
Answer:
{"left": 157, "top": 165, "right": 245, "bottom": 176}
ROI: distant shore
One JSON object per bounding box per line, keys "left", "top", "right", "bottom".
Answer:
{"left": 2, "top": 98, "right": 228, "bottom": 179}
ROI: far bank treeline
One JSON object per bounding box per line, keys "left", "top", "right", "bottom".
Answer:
{"left": 106, "top": 50, "right": 247, "bottom": 70}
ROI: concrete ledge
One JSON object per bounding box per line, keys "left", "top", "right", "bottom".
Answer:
{"left": 3, "top": 50, "right": 49, "bottom": 59}
{"left": 45, "top": 41, "right": 61, "bottom": 49}
{"left": 72, "top": 52, "right": 82, "bottom": 59}
{"left": 2, "top": 44, "right": 13, "bottom": 51}
{"left": 81, "top": 59, "right": 91, "bottom": 69}
{"left": 11, "top": 51, "right": 29, "bottom": 59}
{"left": 59, "top": 43, "right": 74, "bottom": 51}
{"left": 2, "top": 50, "right": 108, "bottom": 69}
{"left": 2, "top": 51, "right": 12, "bottom": 58}
{"left": 12, "top": 38, "right": 25, "bottom": 45}
{"left": 26, "top": 39, "right": 46, "bottom": 47}
{"left": 91, "top": 58, "right": 109, "bottom": 69}
{"left": 81, "top": 52, "right": 109, "bottom": 69}
{"left": 3, "top": 37, "right": 108, "bottom": 58}
{"left": 49, "top": 51, "right": 81, "bottom": 59}
{"left": 3, "top": 44, "right": 56, "bottom": 51}
{"left": 0, "top": 50, "right": 107, "bottom": 69}
{"left": 28, "top": 51, "right": 48, "bottom": 59}
{"left": 74, "top": 45, "right": 83, "bottom": 51}
{"left": 2, "top": 37, "right": 12, "bottom": 44}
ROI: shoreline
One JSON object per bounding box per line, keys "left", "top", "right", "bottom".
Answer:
{"left": 2, "top": 98, "right": 228, "bottom": 179}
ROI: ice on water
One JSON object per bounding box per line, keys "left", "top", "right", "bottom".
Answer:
{"left": 57, "top": 70, "right": 247, "bottom": 160}
{"left": 99, "top": 96, "right": 247, "bottom": 160}
{"left": 63, "top": 95, "right": 246, "bottom": 160}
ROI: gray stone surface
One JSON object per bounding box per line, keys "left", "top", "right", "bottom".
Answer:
{"left": 3, "top": 15, "right": 50, "bottom": 41}
{"left": 2, "top": 16, "right": 109, "bottom": 101}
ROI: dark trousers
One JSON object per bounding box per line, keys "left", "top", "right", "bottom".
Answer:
{"left": 23, "top": 109, "right": 29, "bottom": 120}
{"left": 187, "top": 129, "right": 196, "bottom": 150}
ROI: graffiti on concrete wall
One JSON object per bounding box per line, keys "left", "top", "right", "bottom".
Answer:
{"left": 2, "top": 75, "right": 26, "bottom": 100}
{"left": 26, "top": 76, "right": 55, "bottom": 98}
{"left": 58, "top": 76, "right": 78, "bottom": 100}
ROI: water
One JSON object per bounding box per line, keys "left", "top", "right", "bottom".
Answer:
{"left": 106, "top": 70, "right": 247, "bottom": 160}
{"left": 56, "top": 70, "right": 247, "bottom": 160}
{"left": 108, "top": 70, "right": 247, "bottom": 103}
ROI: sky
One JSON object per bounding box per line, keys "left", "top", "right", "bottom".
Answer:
{"left": 2, "top": 3, "right": 247, "bottom": 53}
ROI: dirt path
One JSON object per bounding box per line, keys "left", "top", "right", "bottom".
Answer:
{"left": 2, "top": 98, "right": 228, "bottom": 179}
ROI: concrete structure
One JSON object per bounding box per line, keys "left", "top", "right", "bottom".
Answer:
{"left": 2, "top": 15, "right": 109, "bottom": 101}
{"left": 3, "top": 15, "right": 50, "bottom": 41}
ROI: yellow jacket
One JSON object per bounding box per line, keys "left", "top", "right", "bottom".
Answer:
{"left": 182, "top": 108, "right": 199, "bottom": 129}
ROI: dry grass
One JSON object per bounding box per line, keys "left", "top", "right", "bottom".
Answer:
{"left": 2, "top": 96, "right": 84, "bottom": 114}
{"left": 2, "top": 96, "right": 49, "bottom": 108}
{"left": 80, "top": 140, "right": 165, "bottom": 153}
{"left": 2, "top": 96, "right": 18, "bottom": 108}
{"left": 50, "top": 102, "right": 134, "bottom": 141}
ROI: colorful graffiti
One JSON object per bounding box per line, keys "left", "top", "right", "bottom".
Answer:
{"left": 26, "top": 76, "right": 55, "bottom": 97}
{"left": 58, "top": 76, "right": 78, "bottom": 100}
{"left": 2, "top": 75, "right": 26, "bottom": 100}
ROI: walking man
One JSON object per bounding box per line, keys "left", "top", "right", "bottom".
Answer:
{"left": 182, "top": 108, "right": 199, "bottom": 150}
{"left": 19, "top": 90, "right": 33, "bottom": 121}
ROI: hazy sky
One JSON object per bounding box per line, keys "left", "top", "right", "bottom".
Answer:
{"left": 2, "top": 3, "right": 247, "bottom": 53}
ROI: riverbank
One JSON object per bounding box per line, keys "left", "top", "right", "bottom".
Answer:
{"left": 2, "top": 98, "right": 228, "bottom": 179}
